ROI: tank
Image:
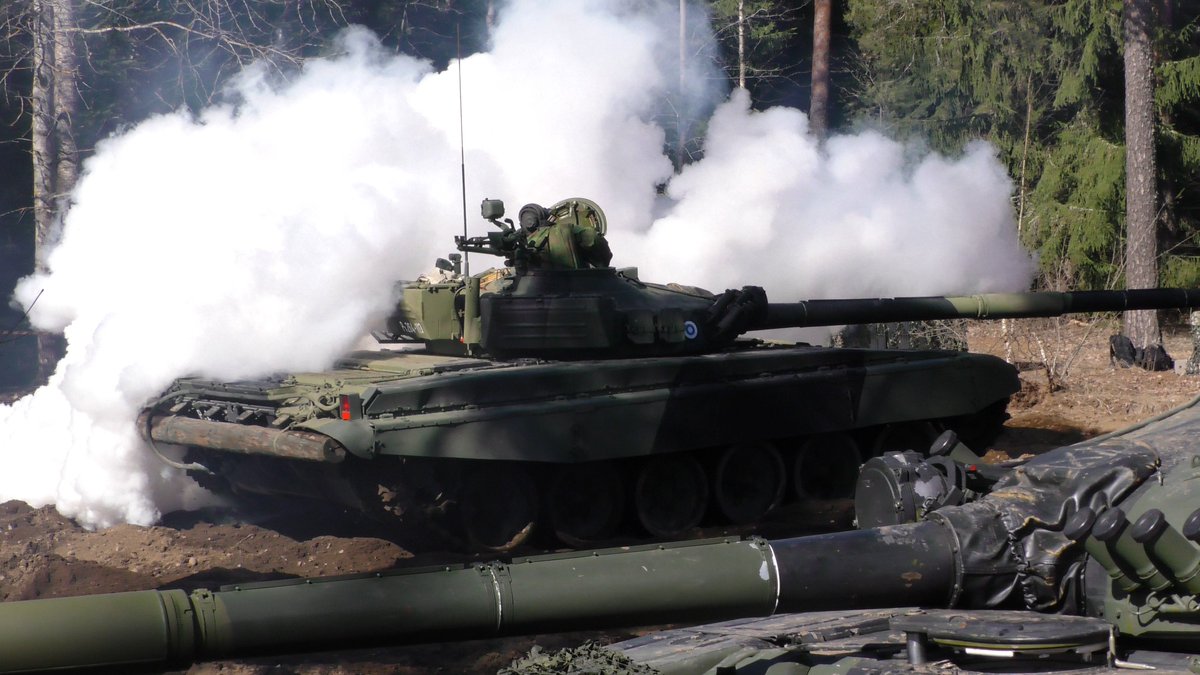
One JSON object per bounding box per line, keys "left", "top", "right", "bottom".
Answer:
{"left": 137, "top": 198, "right": 1200, "bottom": 550}
{"left": 5, "top": 396, "right": 1200, "bottom": 672}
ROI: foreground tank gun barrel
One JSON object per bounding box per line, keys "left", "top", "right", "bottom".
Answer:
{"left": 10, "top": 396, "right": 1200, "bottom": 672}
{"left": 0, "top": 523, "right": 957, "bottom": 672}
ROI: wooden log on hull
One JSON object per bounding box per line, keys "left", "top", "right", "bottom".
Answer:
{"left": 139, "top": 413, "right": 346, "bottom": 463}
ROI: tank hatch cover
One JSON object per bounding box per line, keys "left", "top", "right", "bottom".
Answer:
{"left": 890, "top": 610, "right": 1111, "bottom": 656}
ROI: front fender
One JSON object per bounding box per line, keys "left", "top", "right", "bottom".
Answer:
{"left": 296, "top": 418, "right": 377, "bottom": 459}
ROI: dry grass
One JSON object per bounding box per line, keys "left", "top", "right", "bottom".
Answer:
{"left": 968, "top": 317, "right": 1200, "bottom": 459}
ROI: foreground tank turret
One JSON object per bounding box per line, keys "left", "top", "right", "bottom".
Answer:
{"left": 6, "top": 396, "right": 1200, "bottom": 672}
{"left": 138, "top": 197, "right": 1200, "bottom": 551}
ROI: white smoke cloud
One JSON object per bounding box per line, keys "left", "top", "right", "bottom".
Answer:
{"left": 1, "top": 0, "right": 1033, "bottom": 529}
{"left": 617, "top": 90, "right": 1033, "bottom": 298}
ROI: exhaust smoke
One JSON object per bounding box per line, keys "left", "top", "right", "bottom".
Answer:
{"left": 2, "top": 0, "right": 1033, "bottom": 528}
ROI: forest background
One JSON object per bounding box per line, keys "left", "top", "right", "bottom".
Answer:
{"left": 1, "top": 0, "right": 1198, "bottom": 388}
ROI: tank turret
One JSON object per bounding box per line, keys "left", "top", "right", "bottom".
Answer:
{"left": 8, "top": 397, "right": 1200, "bottom": 672}
{"left": 389, "top": 199, "right": 1200, "bottom": 359}
{"left": 135, "top": 197, "right": 1200, "bottom": 551}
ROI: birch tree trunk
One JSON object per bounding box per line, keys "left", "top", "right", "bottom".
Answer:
{"left": 52, "top": 0, "right": 78, "bottom": 204}
{"left": 1122, "top": 0, "right": 1161, "bottom": 352}
{"left": 29, "top": 0, "right": 77, "bottom": 380}
{"left": 737, "top": 0, "right": 746, "bottom": 90}
{"left": 30, "top": 0, "right": 56, "bottom": 272}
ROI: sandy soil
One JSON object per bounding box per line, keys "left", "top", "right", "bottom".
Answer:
{"left": 2, "top": 317, "right": 1198, "bottom": 674}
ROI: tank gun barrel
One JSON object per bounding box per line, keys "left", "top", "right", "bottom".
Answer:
{"left": 0, "top": 524, "right": 958, "bottom": 673}
{"left": 755, "top": 288, "right": 1200, "bottom": 331}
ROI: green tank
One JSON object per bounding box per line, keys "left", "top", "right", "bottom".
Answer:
{"left": 6, "top": 397, "right": 1200, "bottom": 673}
{"left": 138, "top": 198, "right": 1200, "bottom": 550}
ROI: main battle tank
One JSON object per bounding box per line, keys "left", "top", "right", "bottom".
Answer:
{"left": 138, "top": 198, "right": 1200, "bottom": 550}
{"left": 6, "top": 396, "right": 1200, "bottom": 672}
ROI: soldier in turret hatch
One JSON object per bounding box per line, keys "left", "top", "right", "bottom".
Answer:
{"left": 518, "top": 198, "right": 613, "bottom": 269}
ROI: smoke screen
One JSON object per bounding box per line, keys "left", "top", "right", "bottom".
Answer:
{"left": 2, "top": 0, "right": 1033, "bottom": 528}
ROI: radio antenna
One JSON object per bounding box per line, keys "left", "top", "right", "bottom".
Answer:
{"left": 456, "top": 23, "right": 470, "bottom": 277}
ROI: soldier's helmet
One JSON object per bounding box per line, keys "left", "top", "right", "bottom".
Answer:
{"left": 518, "top": 203, "right": 550, "bottom": 232}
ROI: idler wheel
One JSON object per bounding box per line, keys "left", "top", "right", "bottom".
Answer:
{"left": 459, "top": 463, "right": 538, "bottom": 552}
{"left": 794, "top": 433, "right": 862, "bottom": 499}
{"left": 713, "top": 442, "right": 785, "bottom": 524}
{"left": 633, "top": 454, "right": 709, "bottom": 539}
{"left": 546, "top": 462, "right": 624, "bottom": 546}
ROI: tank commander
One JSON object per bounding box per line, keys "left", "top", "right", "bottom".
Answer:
{"left": 518, "top": 198, "right": 613, "bottom": 269}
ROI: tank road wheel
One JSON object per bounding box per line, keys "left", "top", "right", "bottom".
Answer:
{"left": 459, "top": 464, "right": 538, "bottom": 552}
{"left": 794, "top": 433, "right": 862, "bottom": 500}
{"left": 546, "top": 462, "right": 625, "bottom": 546}
{"left": 633, "top": 454, "right": 709, "bottom": 539}
{"left": 712, "top": 442, "right": 786, "bottom": 524}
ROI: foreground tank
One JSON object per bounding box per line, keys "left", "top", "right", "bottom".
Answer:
{"left": 5, "top": 396, "right": 1200, "bottom": 672}
{"left": 138, "top": 198, "right": 1200, "bottom": 550}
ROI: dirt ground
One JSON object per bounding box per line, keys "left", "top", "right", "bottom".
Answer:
{"left": 972, "top": 317, "right": 1200, "bottom": 457}
{"left": 1, "top": 317, "right": 1198, "bottom": 674}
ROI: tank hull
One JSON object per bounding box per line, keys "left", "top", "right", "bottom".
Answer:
{"left": 152, "top": 345, "right": 1015, "bottom": 460}
{"left": 144, "top": 342, "right": 1018, "bottom": 548}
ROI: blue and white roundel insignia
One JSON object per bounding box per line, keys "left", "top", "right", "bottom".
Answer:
{"left": 683, "top": 321, "right": 699, "bottom": 340}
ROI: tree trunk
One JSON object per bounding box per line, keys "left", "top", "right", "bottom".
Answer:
{"left": 53, "top": 0, "right": 79, "bottom": 219}
{"left": 1017, "top": 72, "right": 1033, "bottom": 239}
{"left": 29, "top": 0, "right": 77, "bottom": 382}
{"left": 1122, "top": 0, "right": 1161, "bottom": 351}
{"left": 737, "top": 0, "right": 746, "bottom": 91}
{"left": 676, "top": 0, "right": 688, "bottom": 167}
{"left": 810, "top": 0, "right": 831, "bottom": 143}
{"left": 31, "top": 0, "right": 56, "bottom": 271}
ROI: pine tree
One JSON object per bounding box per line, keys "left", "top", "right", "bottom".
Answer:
{"left": 1155, "top": 9, "right": 1200, "bottom": 289}
{"left": 1024, "top": 0, "right": 1125, "bottom": 290}
{"left": 844, "top": 0, "right": 1197, "bottom": 300}
{"left": 1122, "top": 0, "right": 1160, "bottom": 349}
